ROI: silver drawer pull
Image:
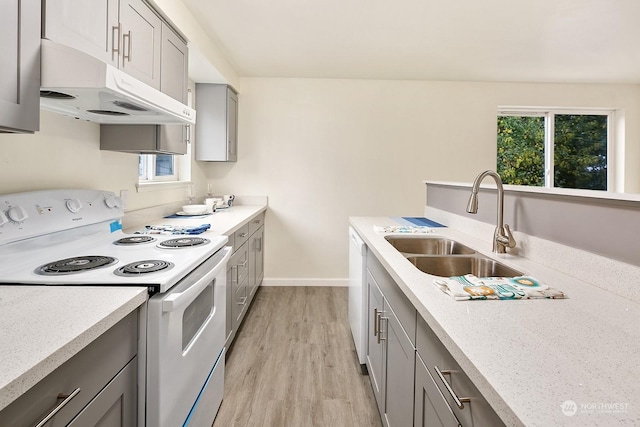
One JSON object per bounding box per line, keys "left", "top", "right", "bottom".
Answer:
{"left": 253, "top": 219, "right": 261, "bottom": 224}
{"left": 238, "top": 259, "right": 248, "bottom": 268}
{"left": 433, "top": 366, "right": 471, "bottom": 409}
{"left": 239, "top": 232, "right": 248, "bottom": 238}
{"left": 238, "top": 296, "right": 247, "bottom": 305}
{"left": 35, "top": 388, "right": 81, "bottom": 427}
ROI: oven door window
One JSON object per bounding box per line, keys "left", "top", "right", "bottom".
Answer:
{"left": 182, "top": 279, "right": 215, "bottom": 350}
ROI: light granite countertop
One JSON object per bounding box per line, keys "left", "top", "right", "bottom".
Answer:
{"left": 0, "top": 286, "right": 147, "bottom": 411}
{"left": 125, "top": 204, "right": 267, "bottom": 239}
{"left": 0, "top": 203, "right": 267, "bottom": 413}
{"left": 350, "top": 216, "right": 640, "bottom": 426}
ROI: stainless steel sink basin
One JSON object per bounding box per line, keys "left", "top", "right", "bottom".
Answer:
{"left": 385, "top": 237, "right": 475, "bottom": 255}
{"left": 407, "top": 256, "right": 523, "bottom": 277}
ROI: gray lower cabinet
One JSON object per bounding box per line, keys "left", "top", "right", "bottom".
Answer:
{"left": 415, "top": 353, "right": 461, "bottom": 427}
{"left": 416, "top": 316, "right": 505, "bottom": 427}
{"left": 225, "top": 214, "right": 266, "bottom": 349}
{"left": 365, "top": 249, "right": 504, "bottom": 427}
{"left": 248, "top": 215, "right": 265, "bottom": 298}
{"left": 366, "top": 272, "right": 385, "bottom": 410}
{"left": 0, "top": 0, "right": 40, "bottom": 133}
{"left": 366, "top": 267, "right": 415, "bottom": 427}
{"left": 0, "top": 310, "right": 138, "bottom": 426}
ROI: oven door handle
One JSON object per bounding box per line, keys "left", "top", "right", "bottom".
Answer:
{"left": 162, "top": 247, "right": 232, "bottom": 313}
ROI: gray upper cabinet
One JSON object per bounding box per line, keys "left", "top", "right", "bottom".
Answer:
{"left": 195, "top": 84, "right": 239, "bottom": 162}
{"left": 160, "top": 22, "right": 188, "bottom": 104}
{"left": 0, "top": 0, "right": 40, "bottom": 133}
{"left": 118, "top": 0, "right": 161, "bottom": 89}
{"left": 43, "top": 0, "right": 162, "bottom": 89}
{"left": 42, "top": 0, "right": 119, "bottom": 67}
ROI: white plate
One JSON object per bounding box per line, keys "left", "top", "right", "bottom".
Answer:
{"left": 176, "top": 211, "right": 208, "bottom": 216}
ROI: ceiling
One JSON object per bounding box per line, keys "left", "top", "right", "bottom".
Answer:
{"left": 181, "top": 0, "right": 640, "bottom": 84}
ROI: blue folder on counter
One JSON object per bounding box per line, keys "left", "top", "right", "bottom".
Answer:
{"left": 394, "top": 217, "right": 446, "bottom": 228}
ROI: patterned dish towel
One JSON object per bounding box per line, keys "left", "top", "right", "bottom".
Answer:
{"left": 374, "top": 225, "right": 435, "bottom": 234}
{"left": 433, "top": 274, "right": 567, "bottom": 300}
{"left": 136, "top": 224, "right": 211, "bottom": 235}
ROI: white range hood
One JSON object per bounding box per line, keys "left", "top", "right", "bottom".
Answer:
{"left": 39, "top": 39, "right": 195, "bottom": 125}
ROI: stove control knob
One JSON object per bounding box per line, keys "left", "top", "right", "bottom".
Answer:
{"left": 104, "top": 195, "right": 120, "bottom": 209}
{"left": 66, "top": 198, "right": 83, "bottom": 213}
{"left": 7, "top": 205, "right": 28, "bottom": 223}
{"left": 0, "top": 210, "right": 8, "bottom": 226}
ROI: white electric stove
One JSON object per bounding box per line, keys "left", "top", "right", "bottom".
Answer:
{"left": 0, "top": 189, "right": 230, "bottom": 426}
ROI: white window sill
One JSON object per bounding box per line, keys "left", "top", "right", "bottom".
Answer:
{"left": 136, "top": 181, "right": 192, "bottom": 193}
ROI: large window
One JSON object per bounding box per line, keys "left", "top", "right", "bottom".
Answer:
{"left": 139, "top": 154, "right": 179, "bottom": 182}
{"left": 497, "top": 109, "right": 612, "bottom": 191}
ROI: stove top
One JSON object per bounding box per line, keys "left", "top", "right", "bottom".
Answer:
{"left": 0, "top": 189, "right": 228, "bottom": 293}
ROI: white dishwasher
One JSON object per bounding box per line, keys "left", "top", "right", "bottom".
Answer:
{"left": 348, "top": 226, "right": 367, "bottom": 372}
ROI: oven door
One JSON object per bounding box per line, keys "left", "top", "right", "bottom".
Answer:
{"left": 146, "top": 246, "right": 231, "bottom": 427}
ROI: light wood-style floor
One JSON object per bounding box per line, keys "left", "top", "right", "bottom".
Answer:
{"left": 212, "top": 286, "right": 382, "bottom": 427}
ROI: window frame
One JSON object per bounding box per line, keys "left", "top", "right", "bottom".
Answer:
{"left": 497, "top": 107, "right": 615, "bottom": 191}
{"left": 139, "top": 154, "right": 179, "bottom": 183}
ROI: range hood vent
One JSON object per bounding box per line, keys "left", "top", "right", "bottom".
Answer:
{"left": 39, "top": 39, "right": 195, "bottom": 125}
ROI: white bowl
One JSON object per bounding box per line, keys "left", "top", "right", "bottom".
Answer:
{"left": 182, "top": 204, "right": 208, "bottom": 215}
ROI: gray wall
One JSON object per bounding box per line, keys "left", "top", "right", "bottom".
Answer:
{"left": 426, "top": 184, "right": 640, "bottom": 267}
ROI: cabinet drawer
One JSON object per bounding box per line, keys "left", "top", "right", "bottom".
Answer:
{"left": 0, "top": 310, "right": 138, "bottom": 426}
{"left": 416, "top": 316, "right": 505, "bottom": 427}
{"left": 415, "top": 353, "right": 461, "bottom": 427}
{"left": 233, "top": 224, "right": 250, "bottom": 250}
{"left": 248, "top": 212, "right": 265, "bottom": 235}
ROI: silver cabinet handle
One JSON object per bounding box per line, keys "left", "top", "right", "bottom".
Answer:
{"left": 373, "top": 308, "right": 379, "bottom": 337}
{"left": 238, "top": 259, "right": 248, "bottom": 269}
{"left": 35, "top": 388, "right": 81, "bottom": 427}
{"left": 111, "top": 24, "right": 121, "bottom": 60}
{"left": 434, "top": 366, "right": 471, "bottom": 409}
{"left": 239, "top": 232, "right": 248, "bottom": 238}
{"left": 253, "top": 219, "right": 261, "bottom": 224}
{"left": 231, "top": 265, "right": 237, "bottom": 285}
{"left": 378, "top": 315, "right": 388, "bottom": 343}
{"left": 237, "top": 296, "right": 247, "bottom": 305}
{"left": 122, "top": 31, "right": 132, "bottom": 63}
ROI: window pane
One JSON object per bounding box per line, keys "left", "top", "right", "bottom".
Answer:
{"left": 554, "top": 115, "right": 607, "bottom": 190}
{"left": 497, "top": 116, "right": 545, "bottom": 186}
{"left": 155, "top": 155, "right": 174, "bottom": 177}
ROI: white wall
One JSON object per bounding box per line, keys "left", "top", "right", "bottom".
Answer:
{"left": 0, "top": 111, "right": 211, "bottom": 211}
{"left": 1, "top": 80, "right": 638, "bottom": 282}
{"left": 203, "top": 78, "right": 640, "bottom": 281}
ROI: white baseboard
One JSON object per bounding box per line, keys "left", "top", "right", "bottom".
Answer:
{"left": 262, "top": 278, "right": 348, "bottom": 287}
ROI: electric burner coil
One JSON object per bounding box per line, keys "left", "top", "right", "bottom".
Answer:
{"left": 36, "top": 256, "right": 118, "bottom": 275}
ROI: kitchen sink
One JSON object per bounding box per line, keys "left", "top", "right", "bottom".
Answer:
{"left": 384, "top": 236, "right": 476, "bottom": 255}
{"left": 407, "top": 255, "right": 523, "bottom": 277}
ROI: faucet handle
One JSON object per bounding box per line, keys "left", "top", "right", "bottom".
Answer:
{"left": 501, "top": 224, "right": 517, "bottom": 249}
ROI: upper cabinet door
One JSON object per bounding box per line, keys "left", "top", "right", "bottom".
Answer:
{"left": 227, "top": 89, "right": 238, "bottom": 161}
{"left": 0, "top": 0, "right": 40, "bottom": 133}
{"left": 160, "top": 23, "right": 188, "bottom": 103}
{"left": 42, "top": 0, "right": 119, "bottom": 67}
{"left": 119, "top": 0, "right": 161, "bottom": 89}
